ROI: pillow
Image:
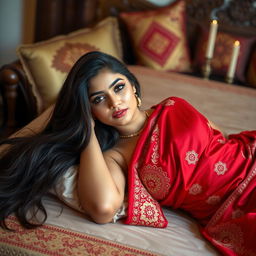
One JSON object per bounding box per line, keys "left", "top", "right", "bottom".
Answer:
{"left": 120, "top": 0, "right": 191, "bottom": 73}
{"left": 194, "top": 28, "right": 256, "bottom": 83}
{"left": 17, "top": 17, "right": 123, "bottom": 113}
{"left": 247, "top": 48, "right": 256, "bottom": 88}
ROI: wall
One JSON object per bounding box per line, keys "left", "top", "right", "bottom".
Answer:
{"left": 0, "top": 0, "right": 36, "bottom": 67}
{"left": 146, "top": 0, "right": 175, "bottom": 6}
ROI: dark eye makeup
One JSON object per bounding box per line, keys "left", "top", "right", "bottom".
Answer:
{"left": 92, "top": 95, "right": 105, "bottom": 104}
{"left": 114, "top": 83, "right": 125, "bottom": 92}
{"left": 91, "top": 82, "right": 126, "bottom": 105}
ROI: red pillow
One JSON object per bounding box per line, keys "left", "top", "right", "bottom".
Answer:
{"left": 247, "top": 48, "right": 256, "bottom": 88}
{"left": 194, "top": 27, "right": 256, "bottom": 82}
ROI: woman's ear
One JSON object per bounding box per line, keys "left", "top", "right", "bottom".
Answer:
{"left": 133, "top": 86, "right": 141, "bottom": 107}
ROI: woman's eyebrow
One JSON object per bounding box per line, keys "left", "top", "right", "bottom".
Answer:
{"left": 89, "top": 78, "right": 124, "bottom": 98}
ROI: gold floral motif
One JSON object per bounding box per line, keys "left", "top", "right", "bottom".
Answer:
{"left": 189, "top": 183, "right": 202, "bottom": 195}
{"left": 140, "top": 202, "right": 160, "bottom": 224}
{"left": 140, "top": 164, "right": 171, "bottom": 200}
{"left": 214, "top": 161, "right": 228, "bottom": 175}
{"left": 185, "top": 150, "right": 199, "bottom": 165}
{"left": 52, "top": 42, "right": 98, "bottom": 73}
{"left": 130, "top": 166, "right": 167, "bottom": 228}
{"left": 151, "top": 125, "right": 159, "bottom": 143}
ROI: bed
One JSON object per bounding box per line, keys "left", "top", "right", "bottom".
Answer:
{"left": 1, "top": 1, "right": 256, "bottom": 255}
{"left": 1, "top": 65, "right": 256, "bottom": 256}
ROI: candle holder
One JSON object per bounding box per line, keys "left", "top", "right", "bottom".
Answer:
{"left": 225, "top": 76, "right": 234, "bottom": 84}
{"left": 202, "top": 57, "right": 212, "bottom": 80}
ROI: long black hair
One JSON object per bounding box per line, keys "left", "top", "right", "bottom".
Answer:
{"left": 0, "top": 51, "right": 141, "bottom": 229}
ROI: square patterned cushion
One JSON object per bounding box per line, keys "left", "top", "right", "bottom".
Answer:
{"left": 194, "top": 27, "right": 256, "bottom": 83}
{"left": 247, "top": 48, "right": 256, "bottom": 88}
{"left": 17, "top": 17, "right": 123, "bottom": 113}
{"left": 120, "top": 0, "right": 191, "bottom": 73}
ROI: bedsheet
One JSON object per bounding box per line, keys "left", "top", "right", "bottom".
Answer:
{"left": 1, "top": 66, "right": 256, "bottom": 256}
{"left": 1, "top": 195, "right": 219, "bottom": 256}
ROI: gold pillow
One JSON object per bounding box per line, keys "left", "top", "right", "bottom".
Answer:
{"left": 17, "top": 17, "right": 123, "bottom": 113}
{"left": 120, "top": 0, "right": 191, "bottom": 72}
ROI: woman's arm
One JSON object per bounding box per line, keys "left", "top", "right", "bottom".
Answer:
{"left": 77, "top": 129, "right": 126, "bottom": 224}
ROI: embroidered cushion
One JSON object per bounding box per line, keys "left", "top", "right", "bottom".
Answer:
{"left": 17, "top": 17, "right": 123, "bottom": 113}
{"left": 120, "top": 0, "right": 191, "bottom": 73}
{"left": 194, "top": 27, "right": 256, "bottom": 83}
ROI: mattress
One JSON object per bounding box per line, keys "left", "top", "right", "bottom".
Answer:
{"left": 1, "top": 66, "right": 256, "bottom": 256}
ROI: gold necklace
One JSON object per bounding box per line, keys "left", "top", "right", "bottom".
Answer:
{"left": 119, "top": 111, "right": 149, "bottom": 139}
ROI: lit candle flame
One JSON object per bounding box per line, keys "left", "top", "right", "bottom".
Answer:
{"left": 234, "top": 40, "right": 240, "bottom": 46}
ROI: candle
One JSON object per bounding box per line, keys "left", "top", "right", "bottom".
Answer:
{"left": 206, "top": 20, "right": 218, "bottom": 59}
{"left": 227, "top": 40, "right": 240, "bottom": 79}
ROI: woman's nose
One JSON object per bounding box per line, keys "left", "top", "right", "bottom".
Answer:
{"left": 109, "top": 94, "right": 120, "bottom": 108}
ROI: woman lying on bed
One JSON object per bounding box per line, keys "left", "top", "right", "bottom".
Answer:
{"left": 0, "top": 51, "right": 255, "bottom": 255}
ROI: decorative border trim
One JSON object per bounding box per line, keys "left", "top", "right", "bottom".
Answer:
{"left": 0, "top": 216, "right": 160, "bottom": 256}
{"left": 206, "top": 164, "right": 256, "bottom": 228}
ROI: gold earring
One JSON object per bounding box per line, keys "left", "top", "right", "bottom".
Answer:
{"left": 135, "top": 93, "right": 142, "bottom": 107}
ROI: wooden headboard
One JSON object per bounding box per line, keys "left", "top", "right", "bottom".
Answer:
{"left": 34, "top": 0, "right": 256, "bottom": 43}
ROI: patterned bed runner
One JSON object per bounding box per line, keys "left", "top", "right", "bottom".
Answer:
{"left": 0, "top": 217, "right": 159, "bottom": 256}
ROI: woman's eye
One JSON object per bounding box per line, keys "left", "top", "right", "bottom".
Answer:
{"left": 92, "top": 95, "right": 105, "bottom": 104}
{"left": 114, "top": 83, "right": 125, "bottom": 93}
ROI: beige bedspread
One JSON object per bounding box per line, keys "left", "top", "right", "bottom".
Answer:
{"left": 131, "top": 65, "right": 256, "bottom": 135}
{"left": 1, "top": 66, "right": 255, "bottom": 256}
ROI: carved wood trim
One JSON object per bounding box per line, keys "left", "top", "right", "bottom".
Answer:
{"left": 0, "top": 61, "right": 37, "bottom": 135}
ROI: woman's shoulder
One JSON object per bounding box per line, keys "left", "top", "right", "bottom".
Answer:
{"left": 103, "top": 146, "right": 128, "bottom": 172}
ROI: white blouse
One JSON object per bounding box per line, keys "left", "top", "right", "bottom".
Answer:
{"left": 50, "top": 166, "right": 127, "bottom": 222}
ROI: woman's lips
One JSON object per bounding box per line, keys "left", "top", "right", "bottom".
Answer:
{"left": 113, "top": 109, "right": 128, "bottom": 118}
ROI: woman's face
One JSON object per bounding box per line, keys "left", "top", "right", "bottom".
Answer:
{"left": 88, "top": 69, "right": 140, "bottom": 130}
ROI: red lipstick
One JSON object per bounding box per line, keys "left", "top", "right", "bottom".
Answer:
{"left": 113, "top": 109, "right": 128, "bottom": 118}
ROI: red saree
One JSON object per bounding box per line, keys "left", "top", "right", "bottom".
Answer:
{"left": 125, "top": 97, "right": 256, "bottom": 256}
